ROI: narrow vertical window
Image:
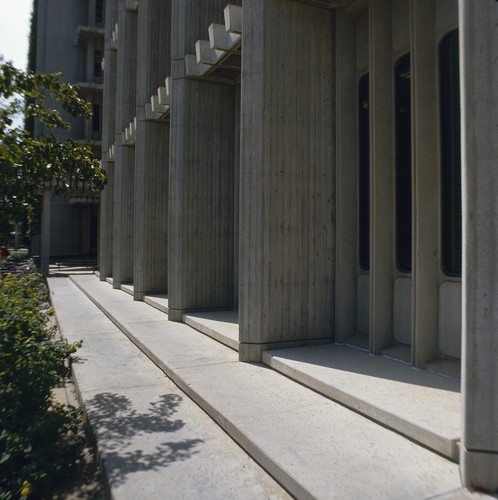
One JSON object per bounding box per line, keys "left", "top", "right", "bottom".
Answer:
{"left": 94, "top": 49, "right": 102, "bottom": 80}
{"left": 92, "top": 103, "right": 101, "bottom": 133}
{"left": 395, "top": 54, "right": 412, "bottom": 273}
{"left": 95, "top": 0, "right": 104, "bottom": 26}
{"left": 358, "top": 73, "right": 370, "bottom": 271}
{"left": 440, "top": 30, "right": 461, "bottom": 276}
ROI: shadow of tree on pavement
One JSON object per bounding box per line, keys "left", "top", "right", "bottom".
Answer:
{"left": 85, "top": 392, "right": 204, "bottom": 486}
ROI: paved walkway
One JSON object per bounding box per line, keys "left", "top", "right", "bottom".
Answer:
{"left": 48, "top": 275, "right": 491, "bottom": 499}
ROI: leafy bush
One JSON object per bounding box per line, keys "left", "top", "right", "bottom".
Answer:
{"left": 0, "top": 272, "right": 82, "bottom": 499}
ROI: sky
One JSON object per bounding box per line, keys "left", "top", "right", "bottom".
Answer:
{"left": 0, "top": 0, "right": 33, "bottom": 69}
{"left": 0, "top": 1, "right": 33, "bottom": 128}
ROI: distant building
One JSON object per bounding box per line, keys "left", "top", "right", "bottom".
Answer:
{"left": 43, "top": 0, "right": 496, "bottom": 493}
{"left": 33, "top": 0, "right": 104, "bottom": 263}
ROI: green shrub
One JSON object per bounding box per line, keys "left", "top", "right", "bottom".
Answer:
{"left": 0, "top": 273, "right": 82, "bottom": 499}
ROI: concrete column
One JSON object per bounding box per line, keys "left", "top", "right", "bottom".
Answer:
{"left": 239, "top": 0, "right": 335, "bottom": 361}
{"left": 113, "top": 138, "right": 135, "bottom": 288}
{"left": 410, "top": 0, "right": 439, "bottom": 365}
{"left": 99, "top": 162, "right": 114, "bottom": 279}
{"left": 460, "top": 0, "right": 498, "bottom": 491}
{"left": 132, "top": 0, "right": 171, "bottom": 300}
{"left": 369, "top": 0, "right": 394, "bottom": 353}
{"left": 233, "top": 83, "right": 241, "bottom": 310}
{"left": 168, "top": 0, "right": 236, "bottom": 320}
{"left": 335, "top": 8, "right": 358, "bottom": 342}
{"left": 40, "top": 189, "right": 51, "bottom": 275}
{"left": 112, "top": 0, "right": 137, "bottom": 288}
{"left": 99, "top": 0, "right": 117, "bottom": 280}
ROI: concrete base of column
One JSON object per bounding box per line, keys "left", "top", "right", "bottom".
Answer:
{"left": 239, "top": 338, "right": 331, "bottom": 363}
{"left": 168, "top": 309, "right": 184, "bottom": 322}
{"left": 460, "top": 448, "right": 498, "bottom": 491}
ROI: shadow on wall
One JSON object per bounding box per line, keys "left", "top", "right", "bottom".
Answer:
{"left": 85, "top": 392, "right": 204, "bottom": 486}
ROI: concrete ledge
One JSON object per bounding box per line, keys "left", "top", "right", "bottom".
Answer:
{"left": 143, "top": 294, "right": 169, "bottom": 313}
{"left": 120, "top": 284, "right": 134, "bottom": 296}
{"left": 263, "top": 344, "right": 460, "bottom": 461}
{"left": 183, "top": 310, "right": 239, "bottom": 351}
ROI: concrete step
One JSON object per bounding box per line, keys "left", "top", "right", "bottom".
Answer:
{"left": 49, "top": 277, "right": 289, "bottom": 500}
{"left": 144, "top": 293, "right": 169, "bottom": 313}
{"left": 62, "top": 274, "right": 463, "bottom": 499}
{"left": 263, "top": 344, "right": 460, "bottom": 461}
{"left": 174, "top": 310, "right": 460, "bottom": 461}
{"left": 183, "top": 310, "right": 239, "bottom": 351}
{"left": 121, "top": 284, "right": 134, "bottom": 296}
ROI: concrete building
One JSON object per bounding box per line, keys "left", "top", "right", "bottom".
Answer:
{"left": 94, "top": 0, "right": 497, "bottom": 492}
{"left": 34, "top": 0, "right": 104, "bottom": 270}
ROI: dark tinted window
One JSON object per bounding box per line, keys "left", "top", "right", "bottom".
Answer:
{"left": 358, "top": 73, "right": 370, "bottom": 271}
{"left": 92, "top": 103, "right": 101, "bottom": 133}
{"left": 440, "top": 30, "right": 461, "bottom": 276}
{"left": 395, "top": 54, "right": 412, "bottom": 273}
{"left": 94, "top": 49, "right": 102, "bottom": 79}
{"left": 95, "top": 0, "right": 104, "bottom": 26}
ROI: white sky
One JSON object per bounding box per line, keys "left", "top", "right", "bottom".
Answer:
{"left": 0, "top": 0, "right": 33, "bottom": 69}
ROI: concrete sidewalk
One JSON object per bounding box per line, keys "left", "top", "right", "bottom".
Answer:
{"left": 48, "top": 275, "right": 488, "bottom": 499}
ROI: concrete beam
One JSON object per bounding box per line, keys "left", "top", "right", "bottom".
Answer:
{"left": 224, "top": 4, "right": 243, "bottom": 33}
{"left": 195, "top": 39, "right": 225, "bottom": 65}
{"left": 150, "top": 94, "right": 169, "bottom": 114}
{"left": 185, "top": 54, "right": 211, "bottom": 77}
{"left": 208, "top": 23, "right": 240, "bottom": 51}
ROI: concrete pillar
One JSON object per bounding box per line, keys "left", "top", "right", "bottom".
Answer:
{"left": 112, "top": 0, "right": 137, "bottom": 288}
{"left": 168, "top": 0, "right": 236, "bottom": 320}
{"left": 99, "top": 162, "right": 114, "bottom": 279}
{"left": 132, "top": 0, "right": 171, "bottom": 300}
{"left": 335, "top": 8, "right": 358, "bottom": 342}
{"left": 113, "top": 138, "right": 135, "bottom": 288}
{"left": 460, "top": 0, "right": 498, "bottom": 491}
{"left": 410, "top": 0, "right": 439, "bottom": 365}
{"left": 40, "top": 189, "right": 51, "bottom": 275}
{"left": 233, "top": 83, "right": 241, "bottom": 311}
{"left": 239, "top": 0, "right": 334, "bottom": 361}
{"left": 369, "top": 0, "right": 394, "bottom": 353}
{"left": 99, "top": 0, "right": 117, "bottom": 280}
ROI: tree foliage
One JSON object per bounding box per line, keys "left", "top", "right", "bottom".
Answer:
{"left": 0, "top": 59, "right": 107, "bottom": 231}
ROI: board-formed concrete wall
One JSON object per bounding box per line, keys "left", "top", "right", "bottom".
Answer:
{"left": 132, "top": 0, "right": 172, "bottom": 299}
{"left": 239, "top": 0, "right": 335, "bottom": 360}
{"left": 99, "top": 0, "right": 118, "bottom": 279}
{"left": 112, "top": 0, "right": 137, "bottom": 288}
{"left": 168, "top": 0, "right": 238, "bottom": 320}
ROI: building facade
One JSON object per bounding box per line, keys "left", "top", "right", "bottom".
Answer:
{"left": 97, "top": 0, "right": 497, "bottom": 492}
{"left": 35, "top": 0, "right": 104, "bottom": 265}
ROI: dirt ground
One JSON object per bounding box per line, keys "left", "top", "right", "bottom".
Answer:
{"left": 50, "top": 382, "right": 106, "bottom": 500}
